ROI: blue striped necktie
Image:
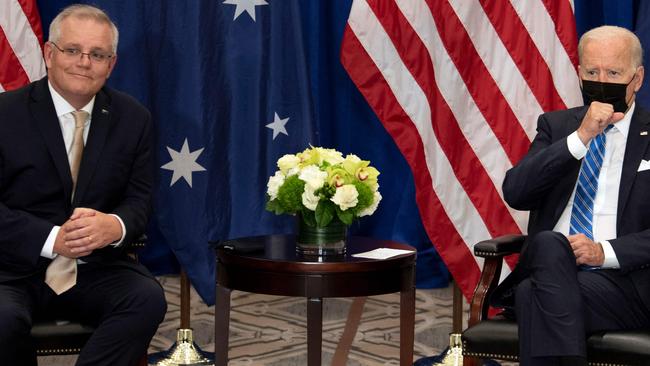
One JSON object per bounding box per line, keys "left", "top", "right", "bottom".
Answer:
{"left": 569, "top": 125, "right": 613, "bottom": 240}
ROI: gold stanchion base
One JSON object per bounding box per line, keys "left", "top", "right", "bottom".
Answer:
{"left": 156, "top": 328, "right": 213, "bottom": 366}
{"left": 431, "top": 333, "right": 463, "bottom": 366}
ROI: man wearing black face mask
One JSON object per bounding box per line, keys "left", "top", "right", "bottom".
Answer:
{"left": 490, "top": 25, "right": 650, "bottom": 366}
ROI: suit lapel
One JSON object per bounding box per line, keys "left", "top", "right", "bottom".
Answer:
{"left": 618, "top": 106, "right": 650, "bottom": 224}
{"left": 30, "top": 79, "right": 74, "bottom": 203}
{"left": 73, "top": 88, "right": 112, "bottom": 206}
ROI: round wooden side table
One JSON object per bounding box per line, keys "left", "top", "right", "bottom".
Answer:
{"left": 214, "top": 234, "right": 416, "bottom": 366}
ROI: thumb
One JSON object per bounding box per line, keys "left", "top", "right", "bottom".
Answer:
{"left": 70, "top": 207, "right": 97, "bottom": 220}
{"left": 609, "top": 112, "right": 625, "bottom": 124}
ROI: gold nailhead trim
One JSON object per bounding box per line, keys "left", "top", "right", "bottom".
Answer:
{"left": 36, "top": 347, "right": 82, "bottom": 355}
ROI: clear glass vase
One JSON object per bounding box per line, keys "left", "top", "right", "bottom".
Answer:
{"left": 296, "top": 215, "right": 347, "bottom": 256}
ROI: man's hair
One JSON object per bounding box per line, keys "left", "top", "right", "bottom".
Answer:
{"left": 48, "top": 4, "right": 119, "bottom": 54}
{"left": 578, "top": 25, "right": 643, "bottom": 69}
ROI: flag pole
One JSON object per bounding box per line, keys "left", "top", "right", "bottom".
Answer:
{"left": 431, "top": 280, "right": 463, "bottom": 366}
{"left": 155, "top": 270, "right": 213, "bottom": 366}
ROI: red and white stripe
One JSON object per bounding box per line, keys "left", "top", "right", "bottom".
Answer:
{"left": 341, "top": 0, "right": 582, "bottom": 300}
{"left": 0, "top": 0, "right": 46, "bottom": 92}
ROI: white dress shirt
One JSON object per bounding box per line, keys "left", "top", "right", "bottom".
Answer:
{"left": 40, "top": 82, "right": 126, "bottom": 259}
{"left": 553, "top": 103, "right": 634, "bottom": 269}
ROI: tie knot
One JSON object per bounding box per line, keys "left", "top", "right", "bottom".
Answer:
{"left": 72, "top": 110, "right": 89, "bottom": 128}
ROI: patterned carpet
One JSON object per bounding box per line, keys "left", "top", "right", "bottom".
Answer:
{"left": 39, "top": 274, "right": 516, "bottom": 365}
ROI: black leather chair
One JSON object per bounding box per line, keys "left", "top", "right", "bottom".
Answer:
{"left": 33, "top": 236, "right": 149, "bottom": 366}
{"left": 461, "top": 234, "right": 650, "bottom": 366}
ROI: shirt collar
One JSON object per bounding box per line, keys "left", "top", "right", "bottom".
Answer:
{"left": 611, "top": 102, "right": 634, "bottom": 139}
{"left": 47, "top": 80, "right": 95, "bottom": 118}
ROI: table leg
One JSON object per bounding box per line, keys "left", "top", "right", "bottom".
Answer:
{"left": 215, "top": 284, "right": 232, "bottom": 366}
{"left": 307, "top": 297, "right": 323, "bottom": 366}
{"left": 400, "top": 287, "right": 415, "bottom": 366}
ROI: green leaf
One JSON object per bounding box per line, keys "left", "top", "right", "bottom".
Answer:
{"left": 315, "top": 201, "right": 335, "bottom": 227}
{"left": 266, "top": 199, "right": 284, "bottom": 214}
{"left": 352, "top": 181, "right": 373, "bottom": 213}
{"left": 337, "top": 209, "right": 354, "bottom": 225}
{"left": 300, "top": 208, "right": 317, "bottom": 227}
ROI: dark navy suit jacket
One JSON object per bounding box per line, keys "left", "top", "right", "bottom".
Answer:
{"left": 0, "top": 77, "right": 154, "bottom": 282}
{"left": 495, "top": 105, "right": 650, "bottom": 311}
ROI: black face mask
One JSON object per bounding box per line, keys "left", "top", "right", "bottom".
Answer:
{"left": 581, "top": 75, "right": 635, "bottom": 113}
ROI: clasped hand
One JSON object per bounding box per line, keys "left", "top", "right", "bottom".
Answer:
{"left": 53, "top": 208, "right": 122, "bottom": 258}
{"left": 567, "top": 233, "right": 605, "bottom": 266}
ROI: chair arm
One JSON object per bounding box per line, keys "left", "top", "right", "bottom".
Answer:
{"left": 473, "top": 234, "right": 526, "bottom": 258}
{"left": 468, "top": 234, "right": 526, "bottom": 327}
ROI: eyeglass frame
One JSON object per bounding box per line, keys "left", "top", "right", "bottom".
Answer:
{"left": 49, "top": 41, "right": 115, "bottom": 63}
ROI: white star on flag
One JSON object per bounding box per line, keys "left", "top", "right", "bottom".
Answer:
{"left": 223, "top": 0, "right": 268, "bottom": 21}
{"left": 266, "top": 112, "right": 289, "bottom": 140}
{"left": 161, "top": 138, "right": 206, "bottom": 187}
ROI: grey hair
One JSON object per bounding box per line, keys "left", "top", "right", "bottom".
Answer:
{"left": 48, "top": 4, "right": 119, "bottom": 54}
{"left": 578, "top": 25, "right": 643, "bottom": 69}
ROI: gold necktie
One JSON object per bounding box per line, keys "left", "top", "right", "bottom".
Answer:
{"left": 45, "top": 110, "right": 88, "bottom": 294}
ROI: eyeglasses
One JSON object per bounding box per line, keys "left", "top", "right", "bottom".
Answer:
{"left": 49, "top": 42, "right": 114, "bottom": 63}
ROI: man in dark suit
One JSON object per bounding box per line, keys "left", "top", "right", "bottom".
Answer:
{"left": 494, "top": 25, "right": 650, "bottom": 366}
{"left": 0, "top": 4, "right": 166, "bottom": 365}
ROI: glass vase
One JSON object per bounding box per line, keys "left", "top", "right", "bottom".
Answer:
{"left": 296, "top": 215, "right": 347, "bottom": 256}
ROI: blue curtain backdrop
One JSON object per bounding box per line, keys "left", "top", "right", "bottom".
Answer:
{"left": 36, "top": 0, "right": 650, "bottom": 305}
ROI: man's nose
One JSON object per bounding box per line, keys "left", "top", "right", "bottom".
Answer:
{"left": 76, "top": 53, "right": 92, "bottom": 67}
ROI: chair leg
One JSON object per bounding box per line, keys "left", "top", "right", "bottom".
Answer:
{"left": 462, "top": 356, "right": 482, "bottom": 366}
{"left": 136, "top": 353, "right": 148, "bottom": 366}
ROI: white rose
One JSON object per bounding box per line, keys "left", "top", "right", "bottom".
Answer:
{"left": 286, "top": 166, "right": 300, "bottom": 176}
{"left": 301, "top": 184, "right": 320, "bottom": 211}
{"left": 266, "top": 171, "right": 285, "bottom": 200}
{"left": 277, "top": 154, "right": 300, "bottom": 174}
{"left": 359, "top": 191, "right": 382, "bottom": 217}
{"left": 331, "top": 184, "right": 358, "bottom": 211}
{"left": 298, "top": 165, "right": 327, "bottom": 189}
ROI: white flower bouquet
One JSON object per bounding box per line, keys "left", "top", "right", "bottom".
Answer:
{"left": 266, "top": 146, "right": 382, "bottom": 227}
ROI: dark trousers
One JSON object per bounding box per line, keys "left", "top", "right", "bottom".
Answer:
{"left": 0, "top": 263, "right": 166, "bottom": 366}
{"left": 515, "top": 231, "right": 650, "bottom": 366}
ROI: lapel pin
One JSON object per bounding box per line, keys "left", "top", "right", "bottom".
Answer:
{"left": 641, "top": 131, "right": 648, "bottom": 136}
{"left": 101, "top": 108, "right": 109, "bottom": 114}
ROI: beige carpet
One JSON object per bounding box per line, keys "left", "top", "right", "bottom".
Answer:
{"left": 38, "top": 275, "right": 517, "bottom": 365}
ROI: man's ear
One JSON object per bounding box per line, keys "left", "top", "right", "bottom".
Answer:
{"left": 577, "top": 65, "right": 583, "bottom": 87}
{"left": 105, "top": 54, "right": 117, "bottom": 79}
{"left": 634, "top": 66, "right": 644, "bottom": 92}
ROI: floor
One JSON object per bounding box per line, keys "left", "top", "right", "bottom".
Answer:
{"left": 38, "top": 275, "right": 516, "bottom": 365}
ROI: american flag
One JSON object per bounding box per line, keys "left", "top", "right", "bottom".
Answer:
{"left": 0, "top": 0, "right": 45, "bottom": 92}
{"left": 341, "top": 0, "right": 583, "bottom": 299}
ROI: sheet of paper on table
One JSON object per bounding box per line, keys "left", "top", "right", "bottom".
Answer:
{"left": 351, "top": 248, "right": 415, "bottom": 260}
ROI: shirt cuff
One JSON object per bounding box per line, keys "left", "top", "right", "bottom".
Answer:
{"left": 42, "top": 226, "right": 59, "bottom": 259}
{"left": 109, "top": 214, "right": 126, "bottom": 247}
{"left": 567, "top": 131, "right": 588, "bottom": 159}
{"left": 600, "top": 240, "right": 620, "bottom": 269}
